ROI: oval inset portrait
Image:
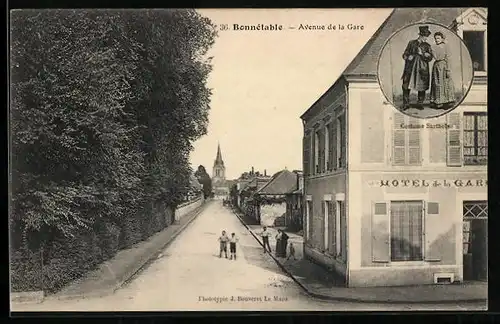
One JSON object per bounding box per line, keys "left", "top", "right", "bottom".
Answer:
{"left": 377, "top": 22, "right": 474, "bottom": 119}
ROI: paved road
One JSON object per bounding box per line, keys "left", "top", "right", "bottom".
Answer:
{"left": 11, "top": 201, "right": 486, "bottom": 312}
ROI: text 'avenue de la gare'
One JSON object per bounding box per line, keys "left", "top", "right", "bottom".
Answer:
{"left": 378, "top": 179, "right": 487, "bottom": 188}
{"left": 230, "top": 23, "right": 365, "bottom": 31}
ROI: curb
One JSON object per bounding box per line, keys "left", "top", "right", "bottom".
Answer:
{"left": 230, "top": 208, "right": 487, "bottom": 305}
{"left": 43, "top": 201, "right": 209, "bottom": 302}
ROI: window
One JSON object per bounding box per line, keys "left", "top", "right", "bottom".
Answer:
{"left": 463, "top": 112, "right": 487, "bottom": 165}
{"left": 463, "top": 220, "right": 471, "bottom": 254}
{"left": 463, "top": 200, "right": 488, "bottom": 218}
{"left": 463, "top": 31, "right": 486, "bottom": 72}
{"left": 390, "top": 201, "right": 423, "bottom": 262}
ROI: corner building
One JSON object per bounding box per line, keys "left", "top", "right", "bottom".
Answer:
{"left": 300, "top": 8, "right": 487, "bottom": 287}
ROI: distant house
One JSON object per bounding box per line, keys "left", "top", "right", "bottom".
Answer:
{"left": 236, "top": 167, "right": 270, "bottom": 212}
{"left": 252, "top": 169, "right": 299, "bottom": 227}
{"left": 285, "top": 170, "right": 304, "bottom": 232}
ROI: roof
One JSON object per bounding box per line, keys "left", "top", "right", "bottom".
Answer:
{"left": 301, "top": 8, "right": 471, "bottom": 120}
{"left": 343, "top": 8, "right": 468, "bottom": 77}
{"left": 255, "top": 169, "right": 298, "bottom": 195}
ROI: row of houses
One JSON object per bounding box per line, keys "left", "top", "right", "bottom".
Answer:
{"left": 298, "top": 8, "right": 488, "bottom": 287}
{"left": 231, "top": 167, "right": 304, "bottom": 232}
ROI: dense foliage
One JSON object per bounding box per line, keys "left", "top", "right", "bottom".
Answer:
{"left": 194, "top": 165, "right": 212, "bottom": 198}
{"left": 10, "top": 9, "right": 216, "bottom": 293}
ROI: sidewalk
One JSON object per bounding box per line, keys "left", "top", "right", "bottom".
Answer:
{"left": 232, "top": 210, "right": 488, "bottom": 304}
{"left": 28, "top": 201, "right": 208, "bottom": 303}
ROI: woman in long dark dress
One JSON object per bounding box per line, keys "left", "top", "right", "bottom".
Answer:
{"left": 280, "top": 231, "right": 289, "bottom": 257}
{"left": 430, "top": 32, "right": 456, "bottom": 109}
{"left": 275, "top": 230, "right": 283, "bottom": 257}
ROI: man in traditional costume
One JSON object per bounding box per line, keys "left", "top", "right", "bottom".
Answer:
{"left": 401, "top": 25, "right": 434, "bottom": 110}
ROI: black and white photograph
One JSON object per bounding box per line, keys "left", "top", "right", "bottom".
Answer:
{"left": 9, "top": 8, "right": 487, "bottom": 313}
{"left": 377, "top": 22, "right": 475, "bottom": 119}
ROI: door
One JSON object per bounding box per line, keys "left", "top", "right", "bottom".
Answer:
{"left": 471, "top": 219, "right": 487, "bottom": 281}
{"left": 463, "top": 201, "right": 488, "bottom": 281}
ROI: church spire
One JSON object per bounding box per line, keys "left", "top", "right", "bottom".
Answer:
{"left": 214, "top": 142, "right": 224, "bottom": 166}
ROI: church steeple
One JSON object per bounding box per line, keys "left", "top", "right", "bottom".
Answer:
{"left": 214, "top": 142, "right": 224, "bottom": 166}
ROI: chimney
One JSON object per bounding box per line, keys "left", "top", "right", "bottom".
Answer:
{"left": 264, "top": 169, "right": 267, "bottom": 176}
{"left": 251, "top": 166, "right": 254, "bottom": 174}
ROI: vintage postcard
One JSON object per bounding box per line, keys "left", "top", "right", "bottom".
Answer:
{"left": 9, "top": 8, "right": 487, "bottom": 313}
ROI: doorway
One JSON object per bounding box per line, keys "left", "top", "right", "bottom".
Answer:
{"left": 463, "top": 201, "right": 488, "bottom": 281}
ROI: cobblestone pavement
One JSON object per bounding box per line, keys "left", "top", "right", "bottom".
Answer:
{"left": 11, "top": 201, "right": 487, "bottom": 312}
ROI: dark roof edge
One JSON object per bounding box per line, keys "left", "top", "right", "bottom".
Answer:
{"left": 299, "top": 76, "right": 347, "bottom": 121}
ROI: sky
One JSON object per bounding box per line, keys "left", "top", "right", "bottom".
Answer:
{"left": 190, "top": 8, "right": 393, "bottom": 180}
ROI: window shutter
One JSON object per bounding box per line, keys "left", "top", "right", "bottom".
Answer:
{"left": 331, "top": 121, "right": 337, "bottom": 170}
{"left": 372, "top": 202, "right": 390, "bottom": 263}
{"left": 408, "top": 128, "right": 422, "bottom": 165}
{"left": 340, "top": 115, "right": 347, "bottom": 168}
{"left": 311, "top": 135, "right": 315, "bottom": 175}
{"left": 446, "top": 112, "right": 462, "bottom": 166}
{"left": 393, "top": 112, "right": 406, "bottom": 165}
{"left": 303, "top": 135, "right": 310, "bottom": 176}
{"left": 424, "top": 202, "right": 441, "bottom": 262}
{"left": 329, "top": 201, "right": 336, "bottom": 255}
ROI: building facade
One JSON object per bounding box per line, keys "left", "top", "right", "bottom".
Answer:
{"left": 253, "top": 169, "right": 298, "bottom": 227}
{"left": 300, "top": 8, "right": 487, "bottom": 287}
{"left": 212, "top": 143, "right": 229, "bottom": 197}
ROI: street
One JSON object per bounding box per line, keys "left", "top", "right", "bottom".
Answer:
{"left": 11, "top": 201, "right": 486, "bottom": 312}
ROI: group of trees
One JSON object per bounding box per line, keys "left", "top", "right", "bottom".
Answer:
{"left": 10, "top": 9, "right": 216, "bottom": 292}
{"left": 194, "top": 165, "right": 213, "bottom": 199}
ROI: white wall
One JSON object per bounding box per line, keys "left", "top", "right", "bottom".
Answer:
{"left": 175, "top": 197, "right": 204, "bottom": 221}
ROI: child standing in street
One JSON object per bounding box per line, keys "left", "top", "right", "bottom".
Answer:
{"left": 229, "top": 233, "right": 239, "bottom": 260}
{"left": 218, "top": 230, "right": 229, "bottom": 258}
{"left": 286, "top": 242, "right": 297, "bottom": 261}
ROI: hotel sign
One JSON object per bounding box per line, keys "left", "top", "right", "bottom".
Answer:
{"left": 374, "top": 179, "right": 487, "bottom": 188}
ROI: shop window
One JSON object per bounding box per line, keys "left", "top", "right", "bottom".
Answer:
{"left": 390, "top": 201, "right": 423, "bottom": 262}
{"left": 463, "top": 112, "right": 487, "bottom": 165}
{"left": 463, "top": 31, "right": 486, "bottom": 72}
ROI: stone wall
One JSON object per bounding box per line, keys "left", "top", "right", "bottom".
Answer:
{"left": 175, "top": 196, "right": 204, "bottom": 222}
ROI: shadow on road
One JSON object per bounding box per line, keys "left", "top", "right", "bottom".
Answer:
{"left": 239, "top": 244, "right": 289, "bottom": 279}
